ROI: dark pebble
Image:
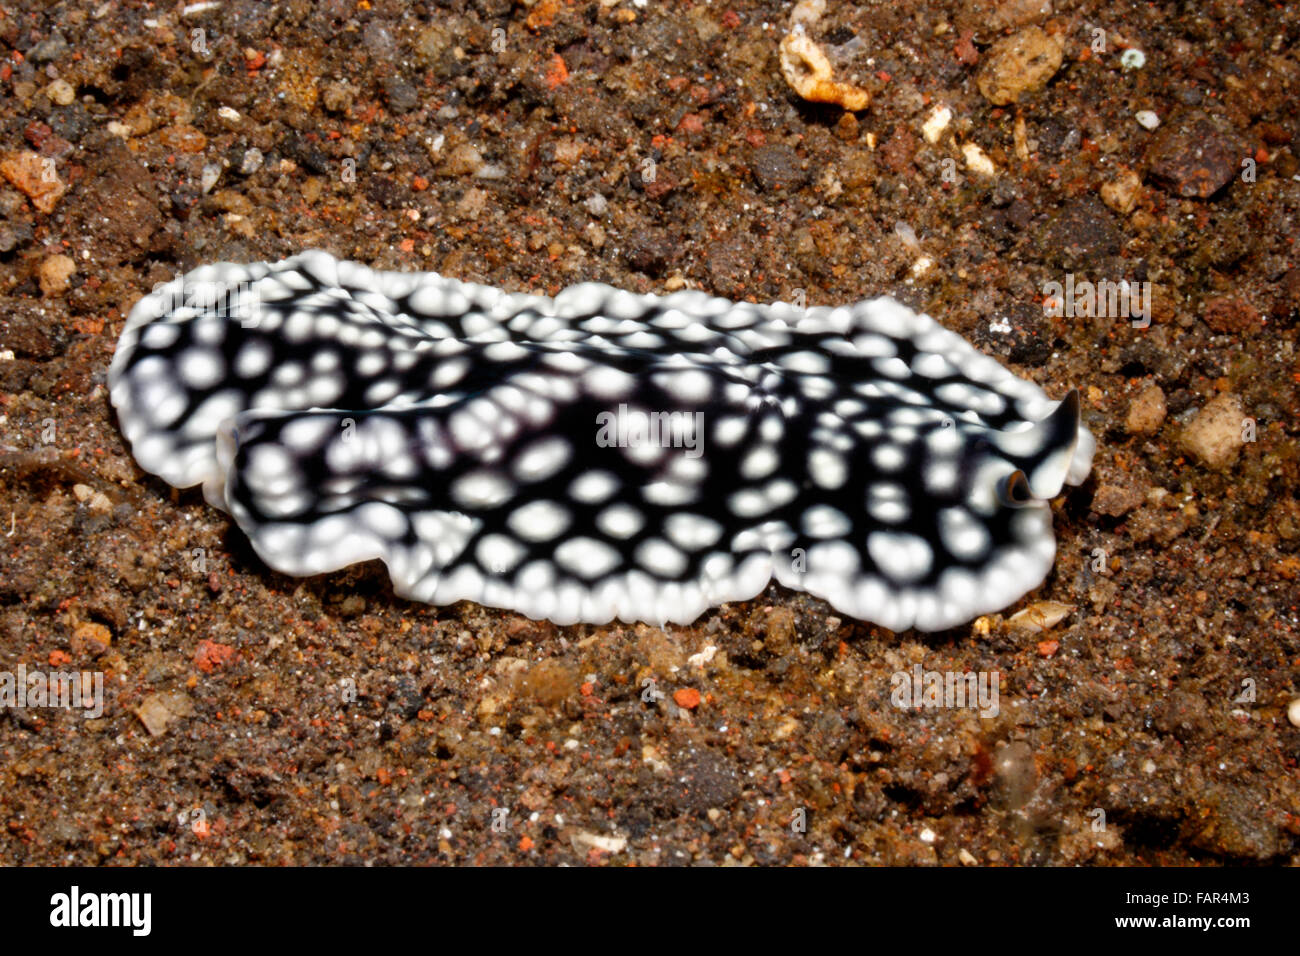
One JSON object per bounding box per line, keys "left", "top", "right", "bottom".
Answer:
{"left": 382, "top": 76, "right": 420, "bottom": 114}
{"left": 1203, "top": 296, "right": 1262, "bottom": 334}
{"left": 27, "top": 32, "right": 68, "bottom": 63}
{"left": 751, "top": 144, "right": 808, "bottom": 192}
{"left": 1039, "top": 197, "right": 1122, "bottom": 271}
{"left": 0, "top": 222, "right": 33, "bottom": 254}
{"left": 704, "top": 237, "right": 751, "bottom": 298}
{"left": 1145, "top": 111, "right": 1245, "bottom": 199}
{"left": 623, "top": 230, "right": 674, "bottom": 277}
{"left": 0, "top": 298, "right": 61, "bottom": 359}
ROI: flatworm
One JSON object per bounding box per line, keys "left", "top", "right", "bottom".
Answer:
{"left": 109, "top": 250, "right": 1095, "bottom": 631}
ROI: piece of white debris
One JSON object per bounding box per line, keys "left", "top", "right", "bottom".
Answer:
{"left": 1135, "top": 110, "right": 1160, "bottom": 130}
{"left": 922, "top": 105, "right": 953, "bottom": 145}
{"left": 778, "top": 32, "right": 871, "bottom": 112}
{"left": 1120, "top": 49, "right": 1146, "bottom": 71}
{"left": 962, "top": 142, "right": 998, "bottom": 178}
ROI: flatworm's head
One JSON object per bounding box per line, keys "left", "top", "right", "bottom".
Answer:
{"left": 110, "top": 250, "right": 1094, "bottom": 632}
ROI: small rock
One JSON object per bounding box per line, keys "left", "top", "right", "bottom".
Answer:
{"left": 240, "top": 148, "right": 264, "bottom": 175}
{"left": 673, "top": 687, "right": 701, "bottom": 710}
{"left": 28, "top": 33, "right": 69, "bottom": 63}
{"left": 624, "top": 230, "right": 674, "bottom": 277}
{"left": 71, "top": 621, "right": 112, "bottom": 657}
{"left": 880, "top": 125, "right": 919, "bottom": 174}
{"left": 834, "top": 111, "right": 859, "bottom": 141}
{"left": 960, "top": 0, "right": 1053, "bottom": 31}
{"left": 1100, "top": 168, "right": 1141, "bottom": 215}
{"left": 751, "top": 143, "right": 807, "bottom": 192}
{"left": 45, "top": 79, "right": 76, "bottom": 106}
{"left": 337, "top": 594, "right": 366, "bottom": 617}
{"left": 790, "top": 0, "right": 826, "bottom": 27}
{"left": 39, "top": 254, "right": 76, "bottom": 296}
{"left": 553, "top": 138, "right": 585, "bottom": 167}
{"left": 158, "top": 124, "right": 207, "bottom": 153}
{"left": 977, "top": 27, "right": 1065, "bottom": 105}
{"left": 0, "top": 222, "right": 33, "bottom": 253}
{"left": 414, "top": 24, "right": 452, "bottom": 69}
{"left": 456, "top": 187, "right": 487, "bottom": 219}
{"left": 321, "top": 82, "right": 354, "bottom": 114}
{"left": 1273, "top": 268, "right": 1300, "bottom": 321}
{"left": 440, "top": 143, "right": 484, "bottom": 177}
{"left": 1288, "top": 697, "right": 1300, "bottom": 729}
{"left": 706, "top": 237, "right": 752, "bottom": 298}
{"left": 1202, "top": 296, "right": 1262, "bottom": 334}
{"left": 122, "top": 101, "right": 157, "bottom": 137}
{"left": 763, "top": 605, "right": 798, "bottom": 655}
{"left": 584, "top": 193, "right": 608, "bottom": 216}
{"left": 200, "top": 163, "right": 221, "bottom": 194}
{"left": 1180, "top": 393, "right": 1246, "bottom": 470}
{"left": 1188, "top": 782, "right": 1283, "bottom": 860}
{"left": 194, "top": 638, "right": 237, "bottom": 673}
{"left": 1126, "top": 384, "right": 1167, "bottom": 435}
{"left": 1092, "top": 482, "right": 1146, "bottom": 517}
{"left": 382, "top": 76, "right": 419, "bottom": 114}
{"left": 1039, "top": 197, "right": 1121, "bottom": 270}
{"left": 1, "top": 150, "right": 67, "bottom": 213}
{"left": 0, "top": 298, "right": 56, "bottom": 357}
{"left": 962, "top": 142, "right": 998, "bottom": 178}
{"left": 362, "top": 20, "right": 396, "bottom": 58}
{"left": 1145, "top": 111, "right": 1244, "bottom": 199}
{"left": 0, "top": 188, "right": 26, "bottom": 217}
{"left": 134, "top": 691, "right": 194, "bottom": 737}
{"left": 921, "top": 104, "right": 952, "bottom": 144}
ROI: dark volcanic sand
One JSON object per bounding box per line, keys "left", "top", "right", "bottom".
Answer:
{"left": 0, "top": 0, "right": 1297, "bottom": 865}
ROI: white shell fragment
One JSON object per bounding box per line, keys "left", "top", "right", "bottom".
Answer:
{"left": 109, "top": 251, "right": 1095, "bottom": 632}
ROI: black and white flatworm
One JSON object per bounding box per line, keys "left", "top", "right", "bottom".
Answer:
{"left": 109, "top": 250, "right": 1094, "bottom": 631}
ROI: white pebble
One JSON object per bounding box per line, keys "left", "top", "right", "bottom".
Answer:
{"left": 1120, "top": 49, "right": 1146, "bottom": 71}
{"left": 962, "top": 142, "right": 997, "bottom": 178}
{"left": 201, "top": 164, "right": 221, "bottom": 194}
{"left": 921, "top": 105, "right": 952, "bottom": 144}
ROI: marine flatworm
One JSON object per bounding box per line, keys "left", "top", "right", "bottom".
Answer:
{"left": 109, "top": 250, "right": 1095, "bottom": 631}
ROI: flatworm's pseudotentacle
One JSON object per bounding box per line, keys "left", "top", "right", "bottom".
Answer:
{"left": 109, "top": 250, "right": 1095, "bottom": 631}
